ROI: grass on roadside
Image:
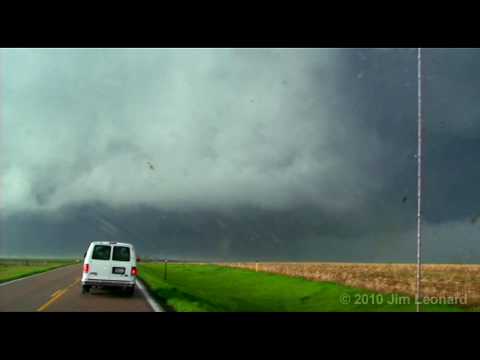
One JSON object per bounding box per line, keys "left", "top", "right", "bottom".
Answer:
{"left": 138, "top": 263, "right": 464, "bottom": 312}
{"left": 0, "top": 259, "right": 76, "bottom": 284}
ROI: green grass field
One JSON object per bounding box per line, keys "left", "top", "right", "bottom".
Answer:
{"left": 138, "top": 263, "right": 464, "bottom": 312}
{"left": 0, "top": 259, "right": 76, "bottom": 284}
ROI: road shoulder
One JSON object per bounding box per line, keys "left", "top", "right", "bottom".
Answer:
{"left": 136, "top": 279, "right": 164, "bottom": 312}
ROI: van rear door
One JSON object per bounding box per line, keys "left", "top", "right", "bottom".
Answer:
{"left": 89, "top": 244, "right": 112, "bottom": 280}
{"left": 110, "top": 245, "right": 134, "bottom": 282}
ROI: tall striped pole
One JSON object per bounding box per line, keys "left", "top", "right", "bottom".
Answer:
{"left": 416, "top": 48, "right": 423, "bottom": 312}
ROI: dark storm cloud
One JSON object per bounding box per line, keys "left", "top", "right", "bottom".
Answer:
{"left": 1, "top": 48, "right": 354, "bottom": 213}
{"left": 1, "top": 48, "right": 479, "bottom": 262}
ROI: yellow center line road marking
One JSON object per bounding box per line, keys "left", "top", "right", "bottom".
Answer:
{"left": 51, "top": 290, "right": 62, "bottom": 298}
{"left": 37, "top": 278, "right": 81, "bottom": 312}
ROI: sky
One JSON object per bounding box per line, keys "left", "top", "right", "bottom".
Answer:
{"left": 1, "top": 48, "right": 479, "bottom": 262}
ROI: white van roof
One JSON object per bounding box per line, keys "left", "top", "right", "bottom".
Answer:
{"left": 90, "top": 241, "right": 134, "bottom": 247}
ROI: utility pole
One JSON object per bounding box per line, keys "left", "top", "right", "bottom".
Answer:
{"left": 416, "top": 47, "right": 423, "bottom": 313}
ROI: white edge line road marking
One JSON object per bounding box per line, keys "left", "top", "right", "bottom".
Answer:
{"left": 136, "top": 279, "right": 164, "bottom": 312}
{"left": 0, "top": 264, "right": 79, "bottom": 288}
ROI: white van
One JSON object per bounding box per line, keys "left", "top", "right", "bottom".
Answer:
{"left": 81, "top": 241, "right": 139, "bottom": 296}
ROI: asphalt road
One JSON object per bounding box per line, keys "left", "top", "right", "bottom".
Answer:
{"left": 0, "top": 264, "right": 154, "bottom": 312}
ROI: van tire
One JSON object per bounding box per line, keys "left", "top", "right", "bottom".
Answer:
{"left": 82, "top": 285, "right": 90, "bottom": 294}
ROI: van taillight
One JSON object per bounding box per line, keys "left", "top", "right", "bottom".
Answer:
{"left": 83, "top": 264, "right": 90, "bottom": 273}
{"left": 131, "top": 267, "right": 138, "bottom": 276}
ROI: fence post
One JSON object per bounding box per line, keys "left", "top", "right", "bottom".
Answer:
{"left": 164, "top": 259, "right": 168, "bottom": 281}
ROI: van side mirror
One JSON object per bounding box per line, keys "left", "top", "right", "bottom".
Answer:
{"left": 136, "top": 257, "right": 141, "bottom": 262}
{"left": 83, "top": 252, "right": 87, "bottom": 258}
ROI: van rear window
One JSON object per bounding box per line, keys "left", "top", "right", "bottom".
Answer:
{"left": 92, "top": 245, "right": 111, "bottom": 260}
{"left": 112, "top": 246, "right": 130, "bottom": 262}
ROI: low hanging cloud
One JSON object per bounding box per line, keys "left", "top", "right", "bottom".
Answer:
{"left": 0, "top": 48, "right": 384, "bottom": 216}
